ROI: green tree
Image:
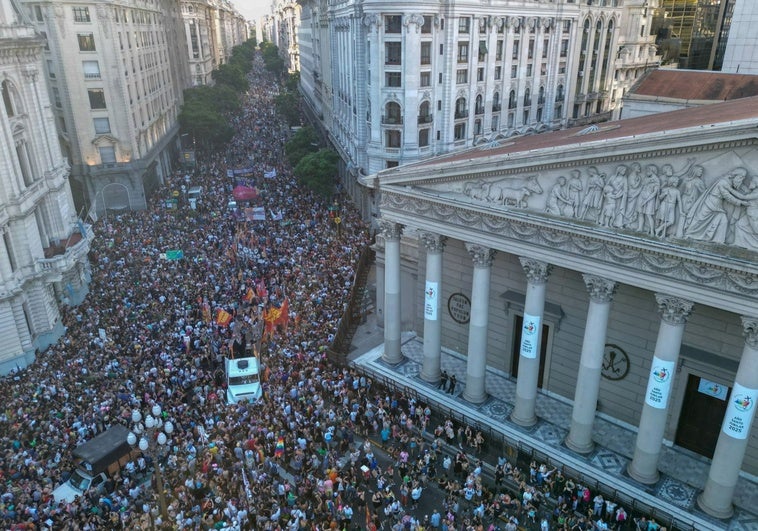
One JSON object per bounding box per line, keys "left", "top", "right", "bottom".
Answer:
{"left": 285, "top": 71, "right": 300, "bottom": 92}
{"left": 260, "top": 42, "right": 285, "bottom": 76}
{"left": 285, "top": 126, "right": 320, "bottom": 166}
{"left": 178, "top": 106, "right": 234, "bottom": 150}
{"left": 212, "top": 63, "right": 248, "bottom": 92}
{"left": 275, "top": 91, "right": 301, "bottom": 126}
{"left": 183, "top": 85, "right": 240, "bottom": 116}
{"left": 293, "top": 149, "right": 339, "bottom": 198}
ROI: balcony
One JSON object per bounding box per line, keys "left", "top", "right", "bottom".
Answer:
{"left": 382, "top": 115, "right": 403, "bottom": 125}
{"left": 475, "top": 106, "right": 485, "bottom": 115}
{"left": 417, "top": 114, "right": 433, "bottom": 124}
{"left": 37, "top": 227, "right": 93, "bottom": 279}
{"left": 454, "top": 109, "right": 469, "bottom": 119}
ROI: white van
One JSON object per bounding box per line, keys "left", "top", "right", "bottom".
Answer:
{"left": 187, "top": 186, "right": 203, "bottom": 209}
{"left": 225, "top": 356, "right": 262, "bottom": 404}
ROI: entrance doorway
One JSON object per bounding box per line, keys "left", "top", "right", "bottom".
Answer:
{"left": 510, "top": 314, "right": 549, "bottom": 388}
{"left": 675, "top": 374, "right": 729, "bottom": 458}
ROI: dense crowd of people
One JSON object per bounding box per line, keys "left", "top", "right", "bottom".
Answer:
{"left": 0, "top": 51, "right": 658, "bottom": 531}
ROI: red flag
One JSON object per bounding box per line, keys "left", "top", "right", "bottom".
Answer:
{"left": 256, "top": 279, "right": 268, "bottom": 301}
{"left": 275, "top": 298, "right": 289, "bottom": 328}
{"left": 216, "top": 309, "right": 232, "bottom": 327}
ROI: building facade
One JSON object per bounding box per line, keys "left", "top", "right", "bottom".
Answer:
{"left": 0, "top": 0, "right": 91, "bottom": 373}
{"left": 721, "top": 0, "right": 758, "bottom": 75}
{"left": 298, "top": 0, "right": 660, "bottom": 216}
{"left": 365, "top": 97, "right": 758, "bottom": 522}
{"left": 271, "top": 0, "right": 300, "bottom": 73}
{"left": 181, "top": 0, "right": 249, "bottom": 87}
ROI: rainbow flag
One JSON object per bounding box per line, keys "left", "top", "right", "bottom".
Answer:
{"left": 275, "top": 436, "right": 285, "bottom": 458}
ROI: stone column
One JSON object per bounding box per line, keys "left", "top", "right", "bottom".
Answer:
{"left": 511, "top": 258, "right": 552, "bottom": 426}
{"left": 380, "top": 221, "right": 403, "bottom": 364}
{"left": 463, "top": 244, "right": 495, "bottom": 404}
{"left": 565, "top": 274, "right": 618, "bottom": 454}
{"left": 627, "top": 294, "right": 694, "bottom": 484}
{"left": 697, "top": 317, "right": 758, "bottom": 519}
{"left": 420, "top": 232, "right": 446, "bottom": 383}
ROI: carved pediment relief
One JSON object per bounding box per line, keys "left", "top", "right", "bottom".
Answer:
{"left": 92, "top": 134, "right": 118, "bottom": 146}
{"left": 401, "top": 150, "right": 758, "bottom": 253}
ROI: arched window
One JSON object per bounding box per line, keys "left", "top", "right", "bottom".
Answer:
{"left": 508, "top": 89, "right": 516, "bottom": 109}
{"left": 475, "top": 94, "right": 484, "bottom": 115}
{"left": 493, "top": 91, "right": 501, "bottom": 111}
{"left": 523, "top": 88, "right": 531, "bottom": 107}
{"left": 2, "top": 80, "right": 16, "bottom": 117}
{"left": 538, "top": 86, "right": 545, "bottom": 105}
{"left": 418, "top": 101, "right": 431, "bottom": 123}
{"left": 556, "top": 84, "right": 565, "bottom": 102}
{"left": 455, "top": 97, "right": 467, "bottom": 118}
{"left": 384, "top": 101, "right": 401, "bottom": 124}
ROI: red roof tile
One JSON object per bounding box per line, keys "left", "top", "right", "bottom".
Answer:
{"left": 632, "top": 69, "right": 758, "bottom": 101}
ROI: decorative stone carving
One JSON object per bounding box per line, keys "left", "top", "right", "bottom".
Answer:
{"left": 579, "top": 166, "right": 606, "bottom": 222}
{"left": 519, "top": 257, "right": 552, "bottom": 285}
{"left": 21, "top": 65, "right": 38, "bottom": 82}
{"left": 542, "top": 17, "right": 553, "bottom": 29}
{"left": 684, "top": 167, "right": 749, "bottom": 244}
{"left": 420, "top": 232, "right": 446, "bottom": 253}
{"left": 583, "top": 274, "right": 617, "bottom": 303}
{"left": 378, "top": 220, "right": 402, "bottom": 240}
{"left": 363, "top": 14, "right": 380, "bottom": 29}
{"left": 463, "top": 174, "right": 543, "bottom": 208}
{"left": 478, "top": 17, "right": 487, "bottom": 32}
{"left": 494, "top": 17, "right": 505, "bottom": 31}
{"left": 734, "top": 180, "right": 758, "bottom": 250}
{"left": 466, "top": 243, "right": 495, "bottom": 267}
{"left": 96, "top": 5, "right": 110, "bottom": 38}
{"left": 404, "top": 13, "right": 424, "bottom": 33}
{"left": 53, "top": 4, "right": 65, "bottom": 37}
{"left": 655, "top": 293, "right": 694, "bottom": 325}
{"left": 741, "top": 316, "right": 758, "bottom": 349}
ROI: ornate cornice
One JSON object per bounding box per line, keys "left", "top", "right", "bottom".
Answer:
{"left": 655, "top": 293, "right": 694, "bottom": 325}
{"left": 379, "top": 192, "right": 758, "bottom": 299}
{"left": 520, "top": 257, "right": 552, "bottom": 284}
{"left": 583, "top": 274, "right": 617, "bottom": 303}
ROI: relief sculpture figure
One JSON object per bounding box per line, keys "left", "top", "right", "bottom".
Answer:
{"left": 603, "top": 165, "right": 628, "bottom": 227}
{"left": 655, "top": 175, "right": 684, "bottom": 238}
{"left": 567, "top": 170, "right": 583, "bottom": 217}
{"left": 684, "top": 167, "right": 749, "bottom": 244}
{"left": 545, "top": 176, "right": 571, "bottom": 215}
{"left": 494, "top": 174, "right": 543, "bottom": 207}
{"left": 636, "top": 164, "right": 661, "bottom": 235}
{"left": 624, "top": 162, "right": 643, "bottom": 227}
{"left": 579, "top": 167, "right": 605, "bottom": 222}
{"left": 680, "top": 164, "right": 706, "bottom": 215}
{"left": 733, "top": 179, "right": 758, "bottom": 250}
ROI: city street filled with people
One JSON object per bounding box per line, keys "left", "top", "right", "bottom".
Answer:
{"left": 0, "top": 51, "right": 648, "bottom": 531}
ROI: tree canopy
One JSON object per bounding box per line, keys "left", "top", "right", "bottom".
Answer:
{"left": 285, "top": 126, "right": 320, "bottom": 166}
{"left": 293, "top": 149, "right": 339, "bottom": 198}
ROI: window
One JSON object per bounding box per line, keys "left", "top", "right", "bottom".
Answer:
{"left": 58, "top": 116, "right": 67, "bottom": 133}
{"left": 543, "top": 39, "right": 549, "bottom": 59}
{"left": 385, "top": 72, "right": 401, "bottom": 87}
{"left": 477, "top": 67, "right": 484, "bottom": 82}
{"left": 386, "top": 161, "right": 399, "bottom": 169}
{"left": 384, "top": 102, "right": 402, "bottom": 124}
{"left": 52, "top": 86, "right": 61, "bottom": 108}
{"left": 421, "top": 15, "right": 432, "bottom": 34}
{"left": 559, "top": 62, "right": 566, "bottom": 74}
{"left": 496, "top": 40, "right": 503, "bottom": 61}
{"left": 457, "top": 42, "right": 469, "bottom": 63}
{"left": 93, "top": 117, "right": 110, "bottom": 134}
{"left": 474, "top": 119, "right": 482, "bottom": 135}
{"left": 455, "top": 97, "right": 467, "bottom": 118}
{"left": 456, "top": 69, "right": 468, "bottom": 84}
{"left": 526, "top": 64, "right": 532, "bottom": 77}
{"left": 420, "top": 42, "right": 431, "bottom": 65}
{"left": 528, "top": 40, "right": 534, "bottom": 59}
{"left": 2, "top": 80, "right": 15, "bottom": 116}
{"left": 524, "top": 88, "right": 531, "bottom": 107}
{"left": 478, "top": 41, "right": 487, "bottom": 62}
{"left": 99, "top": 146, "right": 116, "bottom": 164}
{"left": 385, "top": 15, "right": 401, "bottom": 33}
{"left": 454, "top": 122, "right": 466, "bottom": 140}
{"left": 88, "top": 88, "right": 106, "bottom": 109}
{"left": 419, "top": 128, "right": 430, "bottom": 147}
{"left": 385, "top": 130, "right": 401, "bottom": 148}
{"left": 508, "top": 90, "right": 516, "bottom": 109}
{"left": 492, "top": 114, "right": 499, "bottom": 131}
{"left": 40, "top": 31, "right": 49, "bottom": 50}
{"left": 73, "top": 6, "right": 90, "bottom": 22}
{"left": 512, "top": 40, "right": 519, "bottom": 60}
{"left": 47, "top": 60, "right": 55, "bottom": 78}
{"left": 563, "top": 20, "right": 571, "bottom": 33}
{"left": 418, "top": 101, "right": 432, "bottom": 123}
{"left": 420, "top": 72, "right": 431, "bottom": 87}
{"left": 560, "top": 39, "right": 568, "bottom": 57}
{"left": 82, "top": 60, "right": 101, "bottom": 79}
{"left": 34, "top": 5, "right": 43, "bottom": 21}
{"left": 495, "top": 66, "right": 501, "bottom": 80}
{"left": 458, "top": 17, "right": 470, "bottom": 34}
{"left": 78, "top": 33, "right": 96, "bottom": 51}
{"left": 385, "top": 42, "right": 401, "bottom": 65}
{"left": 493, "top": 92, "right": 501, "bottom": 111}
{"left": 438, "top": 73, "right": 443, "bottom": 84}
{"left": 511, "top": 65, "right": 517, "bottom": 78}
{"left": 475, "top": 95, "right": 484, "bottom": 115}
{"left": 540, "top": 63, "right": 547, "bottom": 76}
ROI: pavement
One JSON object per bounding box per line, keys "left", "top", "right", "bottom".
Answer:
{"left": 344, "top": 266, "right": 758, "bottom": 531}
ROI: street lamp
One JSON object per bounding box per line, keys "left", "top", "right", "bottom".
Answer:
{"left": 128, "top": 404, "right": 174, "bottom": 526}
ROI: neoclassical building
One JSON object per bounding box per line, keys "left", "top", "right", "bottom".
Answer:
{"left": 0, "top": 0, "right": 91, "bottom": 373}
{"left": 298, "top": 0, "right": 660, "bottom": 213}
{"left": 365, "top": 96, "right": 758, "bottom": 519}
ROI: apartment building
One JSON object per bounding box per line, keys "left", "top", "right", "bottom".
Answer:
{"left": 298, "top": 0, "right": 660, "bottom": 217}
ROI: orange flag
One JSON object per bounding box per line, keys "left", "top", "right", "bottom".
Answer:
{"left": 243, "top": 287, "right": 254, "bottom": 303}
{"left": 216, "top": 309, "right": 232, "bottom": 327}
{"left": 275, "top": 298, "right": 289, "bottom": 331}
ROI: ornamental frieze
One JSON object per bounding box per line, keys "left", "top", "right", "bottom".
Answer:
{"left": 379, "top": 192, "right": 758, "bottom": 296}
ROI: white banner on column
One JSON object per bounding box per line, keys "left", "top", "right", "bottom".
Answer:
{"left": 644, "top": 357, "right": 675, "bottom": 409}
{"left": 424, "top": 281, "right": 438, "bottom": 321}
{"left": 721, "top": 382, "right": 757, "bottom": 440}
{"left": 519, "top": 314, "right": 540, "bottom": 359}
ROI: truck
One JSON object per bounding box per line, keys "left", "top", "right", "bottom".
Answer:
{"left": 53, "top": 425, "right": 137, "bottom": 503}
{"left": 225, "top": 356, "right": 263, "bottom": 404}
